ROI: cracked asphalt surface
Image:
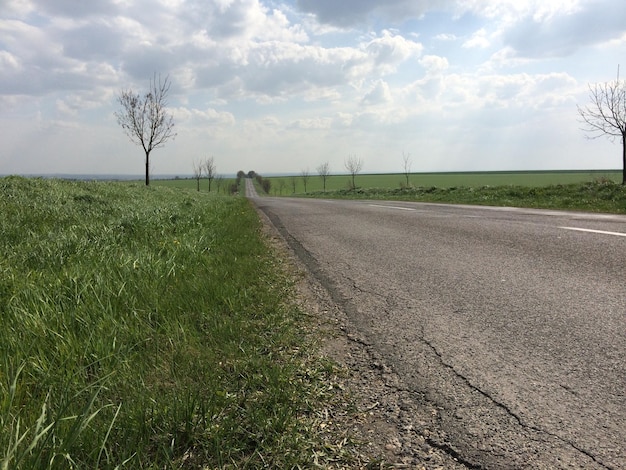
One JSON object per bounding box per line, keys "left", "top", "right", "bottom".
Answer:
{"left": 250, "top": 187, "right": 626, "bottom": 469}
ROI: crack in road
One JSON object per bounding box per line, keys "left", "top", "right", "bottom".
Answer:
{"left": 334, "top": 263, "right": 613, "bottom": 469}
{"left": 256, "top": 206, "right": 479, "bottom": 466}
{"left": 255, "top": 201, "right": 617, "bottom": 469}
{"left": 420, "top": 332, "right": 613, "bottom": 470}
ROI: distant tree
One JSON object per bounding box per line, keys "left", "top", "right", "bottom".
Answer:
{"left": 204, "top": 156, "right": 217, "bottom": 191}
{"left": 344, "top": 154, "right": 364, "bottom": 189}
{"left": 402, "top": 151, "right": 412, "bottom": 187}
{"left": 192, "top": 159, "right": 203, "bottom": 191}
{"left": 578, "top": 69, "right": 626, "bottom": 184}
{"left": 256, "top": 174, "right": 271, "bottom": 193}
{"left": 215, "top": 174, "right": 224, "bottom": 194}
{"left": 115, "top": 74, "right": 176, "bottom": 186}
{"left": 301, "top": 168, "right": 310, "bottom": 193}
{"left": 262, "top": 178, "right": 271, "bottom": 193}
{"left": 278, "top": 179, "right": 286, "bottom": 195}
{"left": 248, "top": 170, "right": 257, "bottom": 179}
{"left": 317, "top": 161, "right": 331, "bottom": 192}
{"left": 290, "top": 175, "right": 297, "bottom": 194}
{"left": 237, "top": 170, "right": 246, "bottom": 179}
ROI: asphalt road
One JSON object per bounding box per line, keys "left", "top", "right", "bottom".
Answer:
{"left": 251, "top": 192, "right": 626, "bottom": 470}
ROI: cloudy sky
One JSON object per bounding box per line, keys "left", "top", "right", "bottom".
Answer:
{"left": 1, "top": 0, "right": 626, "bottom": 177}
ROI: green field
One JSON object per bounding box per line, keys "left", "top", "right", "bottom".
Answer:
{"left": 150, "top": 177, "right": 237, "bottom": 192}
{"left": 255, "top": 170, "right": 626, "bottom": 213}
{"left": 267, "top": 170, "right": 622, "bottom": 195}
{"left": 0, "top": 177, "right": 345, "bottom": 469}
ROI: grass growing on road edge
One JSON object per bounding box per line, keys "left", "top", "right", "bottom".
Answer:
{"left": 0, "top": 176, "right": 352, "bottom": 469}
{"left": 305, "top": 180, "right": 626, "bottom": 214}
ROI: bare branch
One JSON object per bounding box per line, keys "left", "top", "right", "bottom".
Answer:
{"left": 300, "top": 168, "right": 310, "bottom": 193}
{"left": 203, "top": 156, "right": 217, "bottom": 192}
{"left": 344, "top": 154, "right": 363, "bottom": 189}
{"left": 192, "top": 159, "right": 203, "bottom": 191}
{"left": 577, "top": 70, "right": 626, "bottom": 184}
{"left": 578, "top": 80, "right": 626, "bottom": 140}
{"left": 316, "top": 161, "right": 331, "bottom": 192}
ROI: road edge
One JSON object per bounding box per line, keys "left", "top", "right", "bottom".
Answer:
{"left": 250, "top": 198, "right": 471, "bottom": 469}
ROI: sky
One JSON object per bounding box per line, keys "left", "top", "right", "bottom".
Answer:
{"left": 1, "top": 0, "right": 626, "bottom": 177}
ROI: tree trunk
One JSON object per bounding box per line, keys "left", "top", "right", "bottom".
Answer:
{"left": 622, "top": 134, "right": 625, "bottom": 185}
{"left": 145, "top": 151, "right": 150, "bottom": 186}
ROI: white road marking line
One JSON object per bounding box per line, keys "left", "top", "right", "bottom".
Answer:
{"left": 368, "top": 204, "right": 416, "bottom": 211}
{"left": 559, "top": 226, "right": 626, "bottom": 237}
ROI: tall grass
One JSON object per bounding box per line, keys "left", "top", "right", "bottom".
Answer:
{"left": 0, "top": 177, "right": 333, "bottom": 468}
{"left": 303, "top": 180, "right": 626, "bottom": 213}
{"left": 150, "top": 177, "right": 237, "bottom": 193}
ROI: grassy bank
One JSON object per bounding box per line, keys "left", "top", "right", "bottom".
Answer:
{"left": 302, "top": 180, "right": 626, "bottom": 213}
{"left": 0, "top": 177, "right": 337, "bottom": 468}
{"left": 267, "top": 170, "right": 622, "bottom": 195}
{"left": 151, "top": 177, "right": 237, "bottom": 193}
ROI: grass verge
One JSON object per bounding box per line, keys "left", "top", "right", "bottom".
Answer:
{"left": 0, "top": 176, "right": 349, "bottom": 469}
{"left": 304, "top": 180, "right": 626, "bottom": 214}
{"left": 267, "top": 170, "right": 622, "bottom": 194}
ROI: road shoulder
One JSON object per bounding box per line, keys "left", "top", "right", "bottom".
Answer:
{"left": 252, "top": 200, "right": 469, "bottom": 469}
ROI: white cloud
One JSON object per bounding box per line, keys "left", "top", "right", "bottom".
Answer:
{"left": 0, "top": 50, "right": 20, "bottom": 71}
{"left": 420, "top": 55, "right": 449, "bottom": 75}
{"left": 0, "top": 0, "right": 34, "bottom": 16}
{"left": 463, "top": 28, "right": 490, "bottom": 49}
{"left": 30, "top": 0, "right": 121, "bottom": 18}
{"left": 462, "top": 0, "right": 626, "bottom": 58}
{"left": 363, "top": 30, "right": 423, "bottom": 74}
{"left": 295, "top": 0, "right": 455, "bottom": 27}
{"left": 289, "top": 117, "right": 333, "bottom": 129}
{"left": 435, "top": 33, "right": 458, "bottom": 41}
{"left": 361, "top": 80, "right": 392, "bottom": 106}
{"left": 0, "top": 0, "right": 624, "bottom": 176}
{"left": 173, "top": 107, "right": 236, "bottom": 126}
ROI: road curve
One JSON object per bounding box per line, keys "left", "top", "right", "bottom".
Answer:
{"left": 249, "top": 190, "right": 626, "bottom": 470}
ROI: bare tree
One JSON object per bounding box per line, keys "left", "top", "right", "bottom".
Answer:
{"left": 301, "top": 168, "right": 310, "bottom": 193}
{"left": 402, "top": 151, "right": 412, "bottom": 187}
{"left": 215, "top": 174, "right": 224, "bottom": 193}
{"left": 578, "top": 68, "right": 626, "bottom": 184}
{"left": 204, "top": 156, "right": 217, "bottom": 192}
{"left": 192, "top": 159, "right": 203, "bottom": 191}
{"left": 290, "top": 175, "right": 297, "bottom": 194}
{"left": 317, "top": 161, "right": 331, "bottom": 192}
{"left": 344, "top": 154, "right": 364, "bottom": 189}
{"left": 115, "top": 74, "right": 176, "bottom": 186}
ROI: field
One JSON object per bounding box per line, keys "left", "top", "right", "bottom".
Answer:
{"left": 255, "top": 170, "right": 626, "bottom": 214}
{"left": 0, "top": 177, "right": 343, "bottom": 468}
{"left": 267, "top": 170, "right": 622, "bottom": 195}
{"left": 150, "top": 177, "right": 237, "bottom": 192}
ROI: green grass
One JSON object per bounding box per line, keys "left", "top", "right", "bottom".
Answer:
{"left": 301, "top": 181, "right": 626, "bottom": 213}
{"left": 268, "top": 170, "right": 622, "bottom": 194}
{"left": 149, "top": 177, "right": 236, "bottom": 193}
{"left": 0, "top": 176, "right": 342, "bottom": 469}
{"left": 259, "top": 171, "right": 626, "bottom": 214}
